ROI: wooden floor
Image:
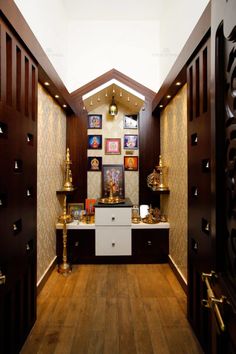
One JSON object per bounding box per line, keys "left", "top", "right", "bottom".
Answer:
{"left": 20, "top": 264, "right": 203, "bottom": 354}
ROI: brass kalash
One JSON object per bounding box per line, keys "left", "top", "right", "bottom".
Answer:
{"left": 57, "top": 148, "right": 74, "bottom": 274}
{"left": 98, "top": 179, "right": 125, "bottom": 204}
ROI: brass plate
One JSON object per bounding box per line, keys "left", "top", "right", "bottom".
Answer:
{"left": 98, "top": 197, "right": 125, "bottom": 205}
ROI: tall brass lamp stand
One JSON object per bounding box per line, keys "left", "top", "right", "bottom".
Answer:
{"left": 56, "top": 148, "right": 75, "bottom": 274}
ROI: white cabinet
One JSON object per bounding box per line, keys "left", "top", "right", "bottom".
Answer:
{"left": 95, "top": 207, "right": 131, "bottom": 256}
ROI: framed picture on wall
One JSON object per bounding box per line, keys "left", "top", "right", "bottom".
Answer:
{"left": 88, "top": 114, "right": 102, "bottom": 129}
{"left": 123, "top": 114, "right": 138, "bottom": 129}
{"left": 124, "top": 156, "right": 138, "bottom": 171}
{"left": 87, "top": 156, "right": 102, "bottom": 171}
{"left": 88, "top": 135, "right": 102, "bottom": 149}
{"left": 102, "top": 164, "right": 125, "bottom": 198}
{"left": 124, "top": 134, "right": 138, "bottom": 149}
{"left": 105, "top": 138, "right": 121, "bottom": 154}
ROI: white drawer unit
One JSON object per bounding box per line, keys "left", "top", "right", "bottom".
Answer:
{"left": 95, "top": 207, "right": 131, "bottom": 226}
{"left": 96, "top": 227, "right": 131, "bottom": 255}
{"left": 95, "top": 206, "right": 132, "bottom": 256}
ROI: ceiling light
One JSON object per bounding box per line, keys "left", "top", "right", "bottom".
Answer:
{"left": 63, "top": 104, "right": 67, "bottom": 108}
{"left": 44, "top": 81, "right": 50, "bottom": 86}
{"left": 159, "top": 104, "right": 163, "bottom": 108}
{"left": 176, "top": 82, "right": 181, "bottom": 86}
{"left": 166, "top": 95, "right": 171, "bottom": 99}
{"left": 55, "top": 94, "right": 59, "bottom": 98}
{"left": 109, "top": 96, "right": 118, "bottom": 116}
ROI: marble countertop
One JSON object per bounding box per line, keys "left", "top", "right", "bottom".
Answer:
{"left": 56, "top": 220, "right": 170, "bottom": 230}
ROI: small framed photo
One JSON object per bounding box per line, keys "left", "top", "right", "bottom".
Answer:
{"left": 85, "top": 199, "right": 96, "bottom": 214}
{"left": 124, "top": 134, "right": 138, "bottom": 149}
{"left": 124, "top": 156, "right": 139, "bottom": 171}
{"left": 67, "top": 203, "right": 84, "bottom": 220}
{"left": 123, "top": 114, "right": 138, "bottom": 129}
{"left": 105, "top": 138, "right": 121, "bottom": 155}
{"left": 87, "top": 156, "right": 102, "bottom": 171}
{"left": 88, "top": 135, "right": 102, "bottom": 149}
{"left": 88, "top": 114, "right": 102, "bottom": 129}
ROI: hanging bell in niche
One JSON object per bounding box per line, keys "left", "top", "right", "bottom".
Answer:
{"left": 147, "top": 155, "right": 169, "bottom": 192}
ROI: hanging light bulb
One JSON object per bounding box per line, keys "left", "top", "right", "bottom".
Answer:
{"left": 109, "top": 96, "right": 118, "bottom": 116}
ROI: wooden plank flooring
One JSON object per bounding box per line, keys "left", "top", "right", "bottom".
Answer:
{"left": 20, "top": 264, "right": 203, "bottom": 354}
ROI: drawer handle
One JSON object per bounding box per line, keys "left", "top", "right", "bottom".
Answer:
{"left": 75, "top": 241, "right": 79, "bottom": 247}
{"left": 111, "top": 216, "right": 115, "bottom": 221}
{"left": 112, "top": 242, "right": 115, "bottom": 247}
{"left": 147, "top": 240, "right": 152, "bottom": 246}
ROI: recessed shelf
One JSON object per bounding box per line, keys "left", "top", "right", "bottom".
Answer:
{"left": 191, "top": 186, "right": 198, "bottom": 197}
{"left": 201, "top": 218, "right": 210, "bottom": 235}
{"left": 191, "top": 238, "right": 198, "bottom": 253}
{"left": 26, "top": 187, "right": 33, "bottom": 198}
{"left": 0, "top": 122, "right": 8, "bottom": 138}
{"left": 14, "top": 159, "right": 23, "bottom": 173}
{"left": 26, "top": 133, "right": 34, "bottom": 145}
{"left": 191, "top": 133, "right": 198, "bottom": 146}
{"left": 201, "top": 159, "right": 210, "bottom": 172}
{"left": 13, "top": 219, "right": 22, "bottom": 235}
{"left": 151, "top": 189, "right": 170, "bottom": 195}
{"left": 0, "top": 193, "right": 7, "bottom": 207}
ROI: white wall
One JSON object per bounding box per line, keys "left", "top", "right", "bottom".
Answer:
{"left": 14, "top": 0, "right": 209, "bottom": 92}
{"left": 159, "top": 0, "right": 209, "bottom": 86}
{"left": 66, "top": 20, "right": 160, "bottom": 92}
{"left": 14, "top": 0, "right": 69, "bottom": 87}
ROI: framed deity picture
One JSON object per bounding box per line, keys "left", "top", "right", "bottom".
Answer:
{"left": 123, "top": 114, "right": 138, "bottom": 129}
{"left": 88, "top": 135, "right": 102, "bottom": 149}
{"left": 67, "top": 203, "right": 84, "bottom": 220}
{"left": 88, "top": 114, "right": 102, "bottom": 129}
{"left": 85, "top": 198, "right": 96, "bottom": 214}
{"left": 102, "top": 164, "right": 125, "bottom": 198}
{"left": 87, "top": 156, "right": 102, "bottom": 171}
{"left": 105, "top": 138, "right": 121, "bottom": 155}
{"left": 124, "top": 134, "right": 138, "bottom": 149}
{"left": 124, "top": 156, "right": 139, "bottom": 171}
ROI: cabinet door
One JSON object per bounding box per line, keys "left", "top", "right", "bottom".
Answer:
{"left": 56, "top": 230, "right": 95, "bottom": 263}
{"left": 96, "top": 227, "right": 131, "bottom": 255}
{"left": 132, "top": 229, "right": 169, "bottom": 263}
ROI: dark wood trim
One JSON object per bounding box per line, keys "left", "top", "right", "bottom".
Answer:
{"left": 152, "top": 2, "right": 211, "bottom": 114}
{"left": 0, "top": 0, "right": 76, "bottom": 114}
{"left": 168, "top": 256, "right": 187, "bottom": 294}
{"left": 37, "top": 258, "right": 57, "bottom": 295}
{"left": 71, "top": 68, "right": 156, "bottom": 103}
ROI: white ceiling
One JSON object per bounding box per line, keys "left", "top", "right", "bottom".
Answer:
{"left": 61, "top": 0, "right": 165, "bottom": 21}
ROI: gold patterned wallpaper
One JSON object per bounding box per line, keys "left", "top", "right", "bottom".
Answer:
{"left": 37, "top": 84, "right": 66, "bottom": 284}
{"left": 160, "top": 84, "right": 188, "bottom": 282}
{"left": 87, "top": 104, "right": 139, "bottom": 205}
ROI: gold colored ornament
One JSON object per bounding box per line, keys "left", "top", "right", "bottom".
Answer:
{"left": 63, "top": 148, "right": 74, "bottom": 191}
{"left": 147, "top": 155, "right": 169, "bottom": 192}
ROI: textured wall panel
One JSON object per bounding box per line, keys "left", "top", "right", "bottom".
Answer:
{"left": 37, "top": 84, "right": 66, "bottom": 282}
{"left": 160, "top": 85, "right": 187, "bottom": 281}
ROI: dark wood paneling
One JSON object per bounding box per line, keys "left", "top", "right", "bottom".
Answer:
{"left": 67, "top": 110, "right": 88, "bottom": 204}
{"left": 187, "top": 36, "right": 212, "bottom": 353}
{"left": 132, "top": 229, "right": 169, "bottom": 263}
{"left": 0, "top": 17, "right": 37, "bottom": 354}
